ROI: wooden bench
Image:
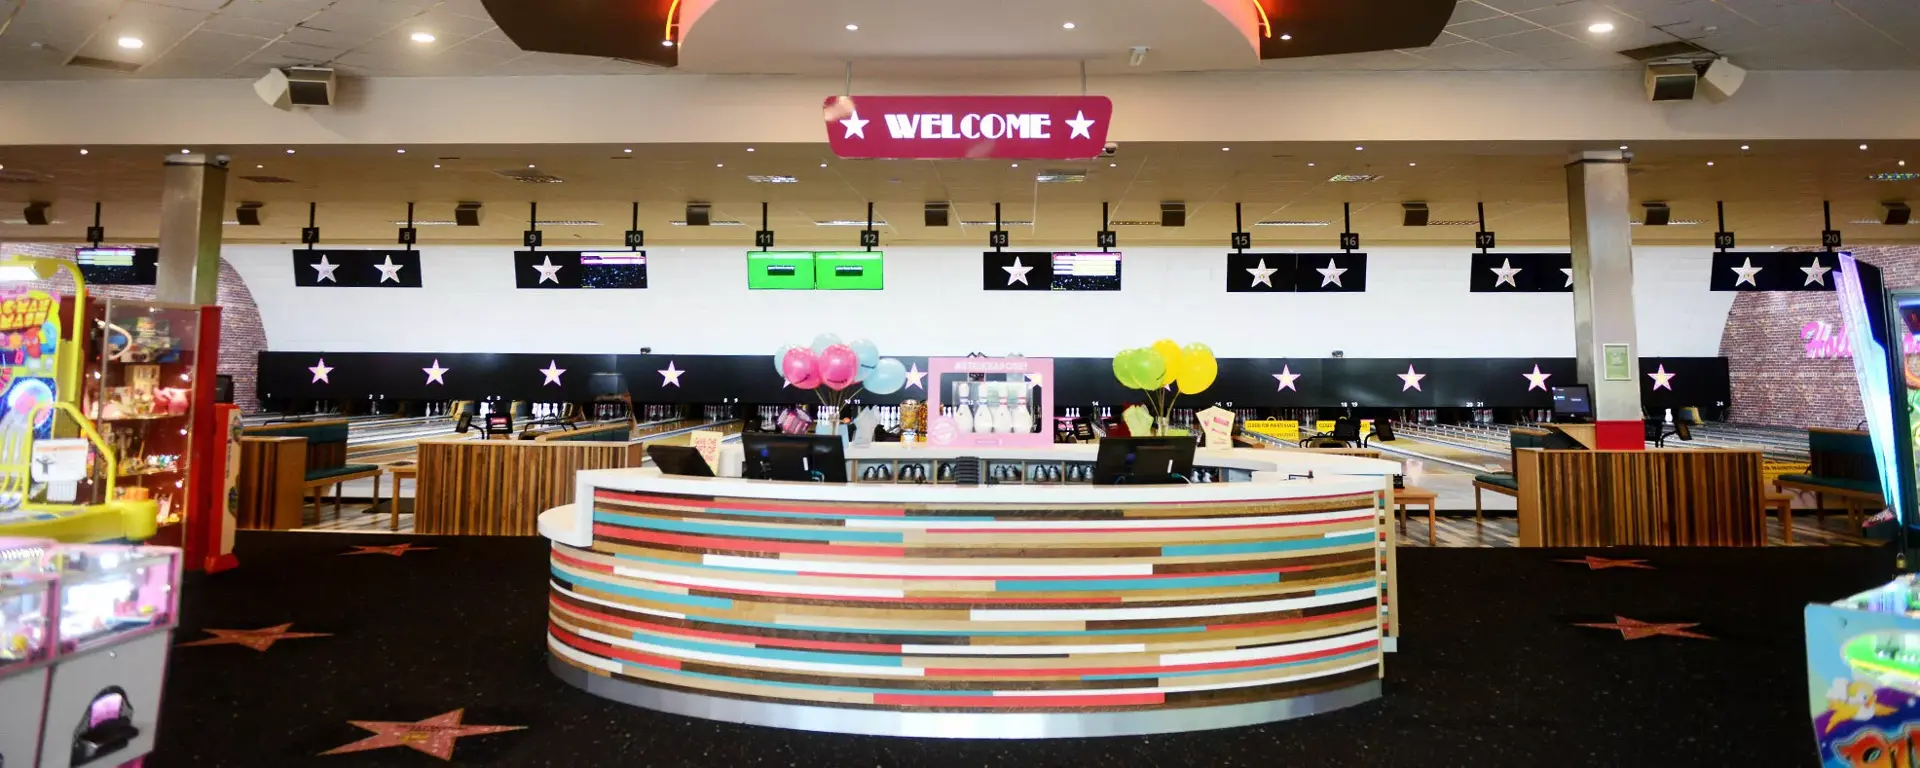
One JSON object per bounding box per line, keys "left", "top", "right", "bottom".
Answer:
{"left": 243, "top": 419, "right": 385, "bottom": 524}
{"left": 1472, "top": 427, "right": 1550, "bottom": 525}
{"left": 1772, "top": 427, "right": 1881, "bottom": 529}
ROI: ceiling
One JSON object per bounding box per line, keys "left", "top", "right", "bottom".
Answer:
{"left": 0, "top": 0, "right": 1913, "bottom": 80}
{"left": 0, "top": 140, "right": 1916, "bottom": 247}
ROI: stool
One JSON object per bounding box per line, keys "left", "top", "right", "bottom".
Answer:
{"left": 1395, "top": 486, "right": 1440, "bottom": 543}
{"left": 1765, "top": 491, "right": 1794, "bottom": 545}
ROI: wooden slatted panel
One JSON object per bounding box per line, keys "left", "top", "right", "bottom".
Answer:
{"left": 237, "top": 437, "right": 305, "bottom": 530}
{"left": 415, "top": 441, "right": 632, "bottom": 535}
{"left": 1521, "top": 448, "right": 1764, "bottom": 547}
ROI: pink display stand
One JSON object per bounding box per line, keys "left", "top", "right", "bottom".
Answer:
{"left": 923, "top": 357, "right": 1054, "bottom": 448}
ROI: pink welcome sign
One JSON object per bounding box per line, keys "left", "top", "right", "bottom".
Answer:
{"left": 923, "top": 357, "right": 1055, "bottom": 448}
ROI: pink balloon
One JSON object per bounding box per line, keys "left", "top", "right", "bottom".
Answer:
{"left": 818, "top": 343, "right": 860, "bottom": 391}
{"left": 782, "top": 347, "right": 821, "bottom": 389}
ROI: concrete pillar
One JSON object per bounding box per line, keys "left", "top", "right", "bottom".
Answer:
{"left": 155, "top": 154, "right": 228, "bottom": 305}
{"left": 1566, "top": 150, "right": 1643, "bottom": 450}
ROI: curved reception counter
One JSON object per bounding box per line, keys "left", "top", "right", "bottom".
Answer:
{"left": 539, "top": 446, "right": 1400, "bottom": 738}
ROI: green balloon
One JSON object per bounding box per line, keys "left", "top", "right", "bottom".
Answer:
{"left": 1111, "top": 351, "right": 1137, "bottom": 389}
{"left": 1129, "top": 348, "right": 1167, "bottom": 391}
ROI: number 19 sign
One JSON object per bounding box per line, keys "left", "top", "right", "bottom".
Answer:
{"left": 824, "top": 95, "right": 1114, "bottom": 160}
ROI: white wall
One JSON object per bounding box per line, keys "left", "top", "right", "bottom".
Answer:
{"left": 224, "top": 245, "right": 1731, "bottom": 359}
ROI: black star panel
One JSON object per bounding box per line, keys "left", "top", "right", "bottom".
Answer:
{"left": 1226, "top": 253, "right": 1297, "bottom": 293}
{"left": 1292, "top": 253, "right": 1367, "bottom": 293}
{"left": 983, "top": 251, "right": 1055, "bottom": 291}
{"left": 1711, "top": 251, "right": 1836, "bottom": 292}
{"left": 515, "top": 251, "right": 583, "bottom": 289}
{"left": 292, "top": 249, "right": 422, "bottom": 288}
{"left": 1539, "top": 253, "right": 1574, "bottom": 293}
{"left": 1469, "top": 253, "right": 1566, "bottom": 293}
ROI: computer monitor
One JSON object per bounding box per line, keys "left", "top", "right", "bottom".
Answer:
{"left": 1551, "top": 385, "right": 1593, "bottom": 416}
{"left": 1092, "top": 436, "right": 1197, "bottom": 485}
{"left": 648, "top": 445, "right": 715, "bottom": 477}
{"left": 741, "top": 434, "right": 848, "bottom": 483}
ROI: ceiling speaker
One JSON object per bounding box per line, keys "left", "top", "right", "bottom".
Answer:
{"left": 22, "top": 202, "right": 50, "bottom": 226}
{"left": 1160, "top": 201, "right": 1186, "bottom": 228}
{"left": 1401, "top": 202, "right": 1429, "bottom": 227}
{"left": 1641, "top": 201, "right": 1671, "bottom": 226}
{"left": 252, "top": 68, "right": 291, "bottom": 110}
{"left": 686, "top": 202, "right": 711, "bottom": 227}
{"left": 1886, "top": 201, "right": 1912, "bottom": 226}
{"left": 925, "top": 202, "right": 950, "bottom": 227}
{"left": 235, "top": 201, "right": 265, "bottom": 226}
{"left": 1700, "top": 58, "right": 1746, "bottom": 103}
{"left": 253, "top": 66, "right": 335, "bottom": 110}
{"left": 454, "top": 201, "right": 483, "bottom": 227}
{"left": 1645, "top": 63, "right": 1697, "bottom": 101}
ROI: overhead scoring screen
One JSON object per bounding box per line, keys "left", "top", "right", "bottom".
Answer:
{"left": 1051, "top": 252, "right": 1121, "bottom": 291}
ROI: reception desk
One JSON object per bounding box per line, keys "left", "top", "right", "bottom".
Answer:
{"left": 540, "top": 446, "right": 1398, "bottom": 738}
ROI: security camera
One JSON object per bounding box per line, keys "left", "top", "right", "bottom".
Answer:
{"left": 1101, "top": 142, "right": 1119, "bottom": 158}
{"left": 212, "top": 154, "right": 231, "bottom": 167}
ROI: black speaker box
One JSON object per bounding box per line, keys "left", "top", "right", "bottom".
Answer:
{"left": 454, "top": 202, "right": 483, "bottom": 227}
{"left": 1401, "top": 202, "right": 1428, "bottom": 227}
{"left": 1160, "top": 202, "right": 1186, "bottom": 227}
{"left": 925, "top": 202, "right": 949, "bottom": 227}
{"left": 686, "top": 202, "right": 711, "bottom": 227}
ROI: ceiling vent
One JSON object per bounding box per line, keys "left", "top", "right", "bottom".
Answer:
{"left": 1328, "top": 174, "right": 1382, "bottom": 183}
{"left": 1035, "top": 170, "right": 1086, "bottom": 184}
{"left": 66, "top": 55, "right": 141, "bottom": 73}
{"left": 1425, "top": 219, "right": 1479, "bottom": 226}
{"left": 494, "top": 169, "right": 565, "bottom": 183}
{"left": 1616, "top": 41, "right": 1711, "bottom": 62}
{"left": 239, "top": 175, "right": 296, "bottom": 184}
{"left": 0, "top": 169, "right": 48, "bottom": 184}
{"left": 1109, "top": 220, "right": 1161, "bottom": 227}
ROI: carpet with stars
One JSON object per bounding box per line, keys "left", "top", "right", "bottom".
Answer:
{"left": 147, "top": 532, "right": 1894, "bottom": 766}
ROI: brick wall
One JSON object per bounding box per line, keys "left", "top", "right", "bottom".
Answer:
{"left": 1717, "top": 245, "right": 1920, "bottom": 429}
{"left": 0, "top": 243, "right": 266, "bottom": 411}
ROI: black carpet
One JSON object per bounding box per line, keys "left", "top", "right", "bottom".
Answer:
{"left": 149, "top": 532, "right": 1893, "bottom": 767}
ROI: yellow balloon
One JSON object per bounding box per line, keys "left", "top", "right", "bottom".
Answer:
{"left": 1151, "top": 339, "right": 1185, "bottom": 387}
{"left": 1177, "top": 342, "right": 1218, "bottom": 394}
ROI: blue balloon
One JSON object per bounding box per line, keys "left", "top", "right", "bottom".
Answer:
{"left": 848, "top": 339, "right": 879, "bottom": 380}
{"left": 864, "top": 358, "right": 907, "bottom": 395}
{"left": 810, "top": 333, "right": 842, "bottom": 356}
{"left": 774, "top": 344, "right": 794, "bottom": 377}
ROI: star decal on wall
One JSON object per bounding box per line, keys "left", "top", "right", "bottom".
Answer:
{"left": 1561, "top": 267, "right": 1575, "bottom": 288}
{"left": 374, "top": 255, "right": 405, "bottom": 283}
{"left": 1246, "top": 258, "right": 1278, "bottom": 288}
{"left": 1573, "top": 616, "right": 1712, "bottom": 641}
{"left": 1731, "top": 257, "right": 1763, "bottom": 287}
{"left": 1803, "top": 257, "right": 1832, "bottom": 286}
{"left": 309, "top": 358, "right": 333, "bottom": 384}
{"left": 904, "top": 363, "right": 926, "bottom": 390}
{"left": 1490, "top": 258, "right": 1522, "bottom": 288}
{"left": 1064, "top": 110, "right": 1096, "bottom": 140}
{"left": 422, "top": 359, "right": 448, "bottom": 385}
{"left": 1647, "top": 364, "right": 1676, "bottom": 391}
{"left": 658, "top": 360, "right": 684, "bottom": 387}
{"left": 1003, "top": 256, "right": 1033, "bottom": 285}
{"left": 532, "top": 255, "right": 563, "bottom": 284}
{"left": 319, "top": 709, "right": 525, "bottom": 761}
{"left": 1397, "top": 364, "right": 1425, "bottom": 392}
{"left": 1315, "top": 258, "right": 1347, "bottom": 287}
{"left": 839, "top": 111, "right": 869, "bottom": 139}
{"left": 311, "top": 255, "right": 339, "bottom": 283}
{"left": 343, "top": 543, "right": 437, "bottom": 557}
{"left": 1523, "top": 364, "right": 1552, "bottom": 392}
{"left": 178, "top": 623, "right": 331, "bottom": 652}
{"left": 1556, "top": 555, "right": 1654, "bottom": 570}
{"left": 540, "top": 360, "right": 566, "bottom": 386}
{"left": 1273, "top": 365, "right": 1300, "bottom": 392}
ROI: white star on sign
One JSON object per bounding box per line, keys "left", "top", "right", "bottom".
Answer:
{"left": 658, "top": 360, "right": 684, "bottom": 387}
{"left": 1004, "top": 256, "right": 1033, "bottom": 286}
{"left": 423, "top": 359, "right": 448, "bottom": 385}
{"left": 1803, "top": 258, "right": 1831, "bottom": 286}
{"left": 309, "top": 358, "right": 333, "bottom": 384}
{"left": 840, "top": 111, "right": 869, "bottom": 139}
{"left": 1246, "top": 258, "right": 1278, "bottom": 288}
{"left": 1561, "top": 267, "right": 1575, "bottom": 288}
{"left": 1065, "top": 110, "right": 1096, "bottom": 140}
{"left": 1491, "top": 258, "right": 1523, "bottom": 288}
{"left": 1273, "top": 365, "right": 1300, "bottom": 392}
{"left": 540, "top": 360, "right": 566, "bottom": 386}
{"left": 533, "top": 255, "right": 563, "bottom": 284}
{"left": 905, "top": 363, "right": 926, "bottom": 391}
{"left": 1316, "top": 258, "right": 1347, "bottom": 287}
{"left": 1397, "top": 364, "right": 1426, "bottom": 392}
{"left": 311, "top": 255, "right": 339, "bottom": 283}
{"left": 1647, "top": 364, "right": 1676, "bottom": 391}
{"left": 374, "top": 255, "right": 405, "bottom": 283}
{"left": 1523, "top": 364, "right": 1552, "bottom": 392}
{"left": 1731, "top": 257, "right": 1762, "bottom": 287}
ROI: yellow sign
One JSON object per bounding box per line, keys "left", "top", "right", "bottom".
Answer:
{"left": 0, "top": 292, "right": 52, "bottom": 332}
{"left": 1244, "top": 419, "right": 1300, "bottom": 444}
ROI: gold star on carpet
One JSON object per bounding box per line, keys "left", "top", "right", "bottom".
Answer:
{"left": 1574, "top": 616, "right": 1713, "bottom": 641}
{"left": 320, "top": 708, "right": 524, "bottom": 761}
{"left": 1556, "top": 555, "right": 1654, "bottom": 570}
{"left": 178, "top": 623, "right": 331, "bottom": 652}
{"left": 342, "top": 543, "right": 436, "bottom": 557}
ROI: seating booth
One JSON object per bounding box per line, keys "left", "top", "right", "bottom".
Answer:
{"left": 236, "top": 419, "right": 383, "bottom": 530}
{"left": 1773, "top": 427, "right": 1882, "bottom": 529}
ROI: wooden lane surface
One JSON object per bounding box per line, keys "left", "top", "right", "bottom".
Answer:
{"left": 1516, "top": 448, "right": 1764, "bottom": 547}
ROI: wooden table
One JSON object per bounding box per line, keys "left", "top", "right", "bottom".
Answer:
{"left": 1765, "top": 490, "right": 1794, "bottom": 545}
{"left": 1395, "top": 486, "right": 1441, "bottom": 542}
{"left": 386, "top": 461, "right": 417, "bottom": 532}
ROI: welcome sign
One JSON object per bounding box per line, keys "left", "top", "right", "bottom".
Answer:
{"left": 823, "top": 95, "right": 1114, "bottom": 160}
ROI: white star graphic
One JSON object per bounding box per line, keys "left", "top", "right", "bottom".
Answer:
{"left": 533, "top": 255, "right": 563, "bottom": 284}
{"left": 1491, "top": 258, "right": 1522, "bottom": 288}
{"left": 1003, "top": 256, "right": 1033, "bottom": 286}
{"left": 308, "top": 358, "right": 333, "bottom": 384}
{"left": 1316, "top": 258, "right": 1347, "bottom": 287}
{"left": 1803, "top": 258, "right": 1831, "bottom": 287}
{"left": 1064, "top": 110, "right": 1096, "bottom": 140}
{"left": 374, "top": 255, "right": 405, "bottom": 283}
{"left": 658, "top": 360, "right": 684, "bottom": 388}
{"left": 905, "top": 363, "right": 926, "bottom": 391}
{"left": 1273, "top": 365, "right": 1300, "bottom": 392}
{"left": 1647, "top": 364, "right": 1676, "bottom": 391}
{"left": 1397, "top": 364, "right": 1426, "bottom": 392}
{"left": 1246, "top": 258, "right": 1278, "bottom": 288}
{"left": 1731, "top": 257, "right": 1762, "bottom": 287}
{"left": 311, "top": 255, "right": 339, "bottom": 283}
{"left": 1523, "top": 364, "right": 1552, "bottom": 392}
{"left": 840, "top": 111, "right": 869, "bottom": 139}
{"left": 540, "top": 360, "right": 566, "bottom": 386}
{"left": 422, "top": 359, "right": 448, "bottom": 385}
{"left": 1025, "top": 373, "right": 1044, "bottom": 387}
{"left": 1561, "top": 267, "right": 1575, "bottom": 288}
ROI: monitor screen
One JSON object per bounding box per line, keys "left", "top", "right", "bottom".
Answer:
{"left": 1092, "top": 436, "right": 1196, "bottom": 485}
{"left": 75, "top": 247, "right": 158, "bottom": 286}
{"left": 1551, "top": 385, "right": 1592, "bottom": 415}
{"left": 814, "top": 252, "right": 884, "bottom": 290}
{"left": 741, "top": 434, "right": 847, "bottom": 482}
{"left": 1051, "top": 252, "right": 1122, "bottom": 291}
{"left": 579, "top": 251, "right": 648, "bottom": 289}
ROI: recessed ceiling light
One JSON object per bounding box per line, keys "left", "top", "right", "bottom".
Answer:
{"left": 285, "top": 148, "right": 296, "bottom": 154}
{"left": 623, "top": 148, "right": 633, "bottom": 153}
{"left": 117, "top": 36, "right": 143, "bottom": 49}
{"left": 255, "top": 164, "right": 263, "bottom": 169}
{"left": 527, "top": 164, "right": 536, "bottom": 168}
{"left": 845, "top": 24, "right": 859, "bottom": 31}
{"left": 1307, "top": 162, "right": 1316, "bottom": 167}
{"left": 662, "top": 39, "right": 674, "bottom": 47}
{"left": 1862, "top": 144, "right": 1871, "bottom": 150}
{"left": 1706, "top": 161, "right": 1715, "bottom": 166}
{"left": 1062, "top": 22, "right": 1076, "bottom": 29}
{"left": 1739, "top": 144, "right": 1750, "bottom": 150}
{"left": 78, "top": 149, "right": 88, "bottom": 155}
{"left": 1011, "top": 163, "right": 1019, "bottom": 168}
{"left": 396, "top": 148, "right": 407, "bottom": 154}
{"left": 1279, "top": 34, "right": 1292, "bottom": 41}
{"left": 746, "top": 147, "right": 755, "bottom": 152}
{"left": 180, "top": 149, "right": 190, "bottom": 154}
{"left": 433, "top": 164, "right": 441, "bottom": 168}
{"left": 1221, "top": 147, "right": 1230, "bottom": 152}
{"left": 410, "top": 32, "right": 436, "bottom": 43}
{"left": 819, "top": 162, "right": 828, "bottom": 167}
{"left": 1587, "top": 22, "right": 1614, "bottom": 34}
{"left": 716, "top": 163, "right": 724, "bottom": 168}
{"left": 1408, "top": 162, "right": 1417, "bottom": 167}
{"left": 1109, "top": 162, "right": 1117, "bottom": 167}
{"left": 1354, "top": 146, "right": 1364, "bottom": 151}
{"left": 1619, "top": 144, "right": 1629, "bottom": 150}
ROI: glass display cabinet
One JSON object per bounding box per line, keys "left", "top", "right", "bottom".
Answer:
{"left": 48, "top": 544, "right": 177, "bottom": 655}
{"left": 83, "top": 299, "right": 202, "bottom": 544}
{"left": 0, "top": 572, "right": 52, "bottom": 669}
